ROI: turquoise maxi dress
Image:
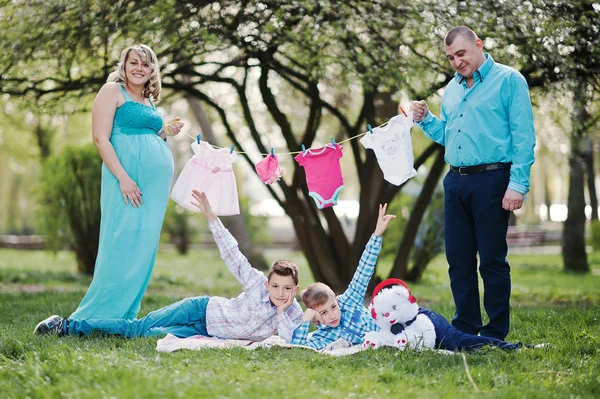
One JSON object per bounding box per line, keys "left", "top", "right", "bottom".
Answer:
{"left": 70, "top": 85, "right": 174, "bottom": 320}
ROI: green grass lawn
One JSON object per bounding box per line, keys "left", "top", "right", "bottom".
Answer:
{"left": 1, "top": 247, "right": 599, "bottom": 398}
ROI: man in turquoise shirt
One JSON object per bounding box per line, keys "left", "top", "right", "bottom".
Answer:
{"left": 412, "top": 26, "right": 536, "bottom": 340}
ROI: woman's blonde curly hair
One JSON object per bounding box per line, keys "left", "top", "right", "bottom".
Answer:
{"left": 107, "top": 44, "right": 161, "bottom": 102}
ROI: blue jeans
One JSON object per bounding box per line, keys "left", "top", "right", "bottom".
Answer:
{"left": 419, "top": 307, "right": 522, "bottom": 351}
{"left": 68, "top": 296, "right": 211, "bottom": 338}
{"left": 443, "top": 169, "right": 511, "bottom": 340}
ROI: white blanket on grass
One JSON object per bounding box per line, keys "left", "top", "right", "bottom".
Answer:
{"left": 155, "top": 334, "right": 366, "bottom": 357}
{"left": 155, "top": 334, "right": 457, "bottom": 356}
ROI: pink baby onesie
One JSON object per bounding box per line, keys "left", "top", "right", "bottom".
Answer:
{"left": 360, "top": 113, "right": 417, "bottom": 186}
{"left": 294, "top": 144, "right": 344, "bottom": 209}
{"left": 170, "top": 141, "right": 240, "bottom": 216}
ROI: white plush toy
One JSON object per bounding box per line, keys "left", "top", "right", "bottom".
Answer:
{"left": 363, "top": 278, "right": 436, "bottom": 351}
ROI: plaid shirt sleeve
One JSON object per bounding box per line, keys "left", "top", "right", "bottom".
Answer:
{"left": 337, "top": 235, "right": 382, "bottom": 308}
{"left": 276, "top": 301, "right": 304, "bottom": 342}
{"left": 290, "top": 322, "right": 332, "bottom": 350}
{"left": 208, "top": 218, "right": 266, "bottom": 291}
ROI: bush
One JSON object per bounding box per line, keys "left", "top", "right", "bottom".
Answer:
{"left": 590, "top": 219, "right": 600, "bottom": 252}
{"left": 37, "top": 144, "right": 101, "bottom": 274}
{"left": 162, "top": 201, "right": 197, "bottom": 255}
{"left": 239, "top": 196, "right": 270, "bottom": 245}
{"left": 380, "top": 188, "right": 445, "bottom": 281}
{"left": 380, "top": 194, "right": 412, "bottom": 260}
{"left": 409, "top": 190, "right": 445, "bottom": 280}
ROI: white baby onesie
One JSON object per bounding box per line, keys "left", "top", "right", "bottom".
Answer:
{"left": 360, "top": 113, "right": 417, "bottom": 186}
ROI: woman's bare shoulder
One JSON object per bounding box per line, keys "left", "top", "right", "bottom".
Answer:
{"left": 100, "top": 81, "right": 123, "bottom": 95}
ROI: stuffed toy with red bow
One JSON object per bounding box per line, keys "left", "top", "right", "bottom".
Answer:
{"left": 363, "top": 278, "right": 436, "bottom": 350}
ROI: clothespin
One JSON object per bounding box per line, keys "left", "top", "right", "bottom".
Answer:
{"left": 398, "top": 105, "right": 408, "bottom": 117}
{"left": 230, "top": 144, "right": 235, "bottom": 154}
{"left": 330, "top": 138, "right": 336, "bottom": 148}
{"left": 367, "top": 124, "right": 374, "bottom": 134}
{"left": 301, "top": 144, "right": 306, "bottom": 155}
{"left": 270, "top": 148, "right": 275, "bottom": 158}
{"left": 196, "top": 134, "right": 201, "bottom": 144}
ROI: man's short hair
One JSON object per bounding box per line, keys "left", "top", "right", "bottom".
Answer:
{"left": 268, "top": 260, "right": 299, "bottom": 285}
{"left": 445, "top": 26, "right": 478, "bottom": 46}
{"left": 302, "top": 282, "right": 336, "bottom": 309}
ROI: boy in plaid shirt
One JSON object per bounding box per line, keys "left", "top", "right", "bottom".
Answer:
{"left": 290, "top": 204, "right": 395, "bottom": 350}
{"left": 34, "top": 191, "right": 303, "bottom": 341}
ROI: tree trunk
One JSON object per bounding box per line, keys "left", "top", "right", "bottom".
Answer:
{"left": 562, "top": 83, "right": 590, "bottom": 273}
{"left": 34, "top": 121, "right": 53, "bottom": 160}
{"left": 186, "top": 91, "right": 269, "bottom": 271}
{"left": 583, "top": 137, "right": 598, "bottom": 221}
{"left": 173, "top": 68, "right": 452, "bottom": 291}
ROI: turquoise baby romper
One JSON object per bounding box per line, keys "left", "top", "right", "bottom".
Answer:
{"left": 70, "top": 85, "right": 174, "bottom": 320}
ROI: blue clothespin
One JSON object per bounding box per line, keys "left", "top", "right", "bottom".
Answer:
{"left": 367, "top": 124, "right": 374, "bottom": 134}
{"left": 301, "top": 144, "right": 306, "bottom": 154}
{"left": 196, "top": 134, "right": 201, "bottom": 144}
{"left": 271, "top": 148, "right": 275, "bottom": 158}
{"left": 330, "top": 138, "right": 336, "bottom": 148}
{"left": 230, "top": 144, "right": 235, "bottom": 154}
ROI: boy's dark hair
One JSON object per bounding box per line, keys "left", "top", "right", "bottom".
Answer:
{"left": 302, "top": 282, "right": 335, "bottom": 309}
{"left": 268, "top": 260, "right": 299, "bottom": 285}
{"left": 445, "top": 26, "right": 478, "bottom": 46}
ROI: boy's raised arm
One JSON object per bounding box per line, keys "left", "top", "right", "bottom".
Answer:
{"left": 338, "top": 204, "right": 396, "bottom": 307}
{"left": 192, "top": 190, "right": 263, "bottom": 290}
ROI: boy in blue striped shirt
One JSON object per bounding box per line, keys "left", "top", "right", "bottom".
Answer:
{"left": 290, "top": 204, "right": 395, "bottom": 350}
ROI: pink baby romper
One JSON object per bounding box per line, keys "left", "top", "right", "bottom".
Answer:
{"left": 170, "top": 141, "right": 240, "bottom": 216}
{"left": 294, "top": 144, "right": 344, "bottom": 209}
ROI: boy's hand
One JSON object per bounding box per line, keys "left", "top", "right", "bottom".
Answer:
{"left": 302, "top": 308, "right": 323, "bottom": 326}
{"left": 276, "top": 288, "right": 297, "bottom": 315}
{"left": 374, "top": 203, "right": 396, "bottom": 236}
{"left": 191, "top": 190, "right": 217, "bottom": 222}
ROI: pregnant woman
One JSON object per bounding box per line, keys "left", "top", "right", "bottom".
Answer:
{"left": 35, "top": 44, "right": 184, "bottom": 334}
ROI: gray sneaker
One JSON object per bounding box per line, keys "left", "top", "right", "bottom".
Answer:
{"left": 33, "top": 315, "right": 65, "bottom": 336}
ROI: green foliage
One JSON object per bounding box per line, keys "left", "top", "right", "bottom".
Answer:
{"left": 162, "top": 201, "right": 197, "bottom": 255}
{"left": 239, "top": 196, "right": 271, "bottom": 245}
{"left": 590, "top": 219, "right": 600, "bottom": 252}
{"left": 380, "top": 194, "right": 412, "bottom": 259}
{"left": 410, "top": 190, "right": 445, "bottom": 279}
{"left": 37, "top": 144, "right": 101, "bottom": 274}
{"left": 381, "top": 188, "right": 445, "bottom": 280}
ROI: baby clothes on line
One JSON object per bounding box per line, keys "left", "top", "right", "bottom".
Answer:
{"left": 255, "top": 154, "right": 285, "bottom": 185}
{"left": 360, "top": 113, "right": 417, "bottom": 186}
{"left": 170, "top": 141, "right": 240, "bottom": 216}
{"left": 295, "top": 144, "right": 344, "bottom": 209}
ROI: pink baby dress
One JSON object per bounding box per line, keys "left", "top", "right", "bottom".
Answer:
{"left": 255, "top": 154, "right": 285, "bottom": 185}
{"left": 294, "top": 144, "right": 344, "bottom": 209}
{"left": 170, "top": 141, "right": 240, "bottom": 216}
